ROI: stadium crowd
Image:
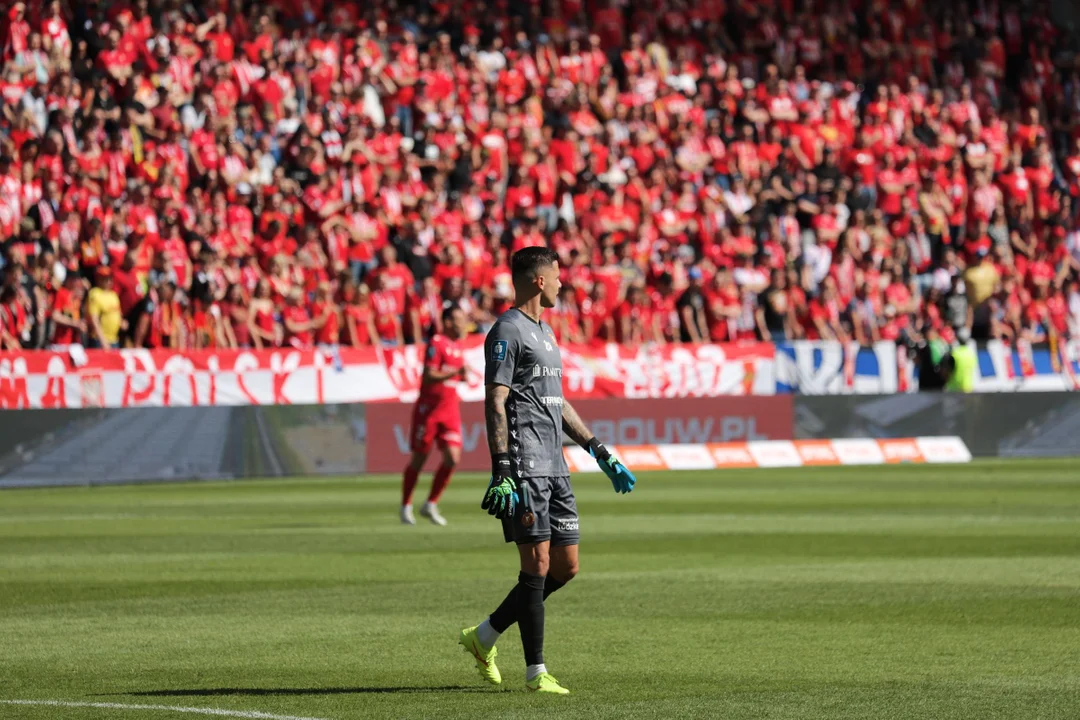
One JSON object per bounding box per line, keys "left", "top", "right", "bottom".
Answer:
{"left": 1, "top": 0, "right": 1080, "bottom": 352}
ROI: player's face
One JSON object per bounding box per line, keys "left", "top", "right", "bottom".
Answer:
{"left": 537, "top": 261, "right": 561, "bottom": 309}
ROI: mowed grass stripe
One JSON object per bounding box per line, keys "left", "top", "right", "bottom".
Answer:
{"left": 2, "top": 459, "right": 1079, "bottom": 719}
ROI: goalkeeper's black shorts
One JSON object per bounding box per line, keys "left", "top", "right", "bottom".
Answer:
{"left": 501, "top": 475, "right": 579, "bottom": 547}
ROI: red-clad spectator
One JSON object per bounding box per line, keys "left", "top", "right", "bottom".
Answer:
{"left": 430, "top": 245, "right": 464, "bottom": 296}
{"left": 615, "top": 284, "right": 658, "bottom": 345}
{"left": 282, "top": 288, "right": 322, "bottom": 349}
{"left": 221, "top": 284, "right": 252, "bottom": 348}
{"left": 648, "top": 273, "right": 679, "bottom": 342}
{"left": 0, "top": 284, "right": 27, "bottom": 350}
{"left": 370, "top": 273, "right": 404, "bottom": 347}
{"left": 407, "top": 276, "right": 443, "bottom": 343}
{"left": 580, "top": 282, "right": 614, "bottom": 342}
{"left": 705, "top": 269, "right": 741, "bottom": 342}
{"left": 148, "top": 282, "right": 183, "bottom": 349}
{"left": 0, "top": 0, "right": 1077, "bottom": 355}
{"left": 345, "top": 283, "right": 378, "bottom": 348}
{"left": 187, "top": 297, "right": 235, "bottom": 349}
{"left": 4, "top": 3, "right": 30, "bottom": 62}
{"left": 311, "top": 282, "right": 340, "bottom": 346}
{"left": 248, "top": 279, "right": 280, "bottom": 349}
{"left": 112, "top": 252, "right": 140, "bottom": 318}
{"left": 46, "top": 271, "right": 81, "bottom": 348}
{"left": 369, "top": 245, "right": 414, "bottom": 311}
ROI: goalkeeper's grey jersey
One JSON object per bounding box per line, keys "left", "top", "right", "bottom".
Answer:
{"left": 484, "top": 307, "right": 570, "bottom": 479}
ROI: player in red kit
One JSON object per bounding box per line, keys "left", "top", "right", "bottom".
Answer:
{"left": 401, "top": 305, "right": 470, "bottom": 526}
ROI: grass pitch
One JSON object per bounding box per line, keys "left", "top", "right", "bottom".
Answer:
{"left": 3, "top": 460, "right": 1080, "bottom": 720}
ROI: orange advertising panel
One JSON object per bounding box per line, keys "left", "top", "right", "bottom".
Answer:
{"left": 876, "top": 438, "right": 925, "bottom": 464}
{"left": 706, "top": 443, "right": 758, "bottom": 468}
{"left": 793, "top": 440, "right": 841, "bottom": 466}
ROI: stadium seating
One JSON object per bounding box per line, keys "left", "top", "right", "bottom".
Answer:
{"left": 1, "top": 0, "right": 1079, "bottom": 351}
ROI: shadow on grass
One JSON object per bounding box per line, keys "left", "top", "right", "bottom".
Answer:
{"left": 103, "top": 686, "right": 490, "bottom": 697}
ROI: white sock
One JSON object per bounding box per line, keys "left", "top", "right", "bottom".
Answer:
{"left": 476, "top": 618, "right": 500, "bottom": 649}
{"left": 526, "top": 663, "right": 547, "bottom": 681}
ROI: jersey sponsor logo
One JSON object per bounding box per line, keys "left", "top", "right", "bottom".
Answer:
{"left": 491, "top": 340, "right": 507, "bottom": 362}
{"left": 533, "top": 366, "right": 562, "bottom": 378}
{"left": 552, "top": 516, "right": 579, "bottom": 532}
{"left": 529, "top": 330, "right": 553, "bottom": 351}
{"left": 540, "top": 396, "right": 564, "bottom": 406}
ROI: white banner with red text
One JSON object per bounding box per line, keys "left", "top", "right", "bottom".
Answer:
{"left": 4, "top": 337, "right": 1078, "bottom": 410}
{"left": 0, "top": 340, "right": 776, "bottom": 409}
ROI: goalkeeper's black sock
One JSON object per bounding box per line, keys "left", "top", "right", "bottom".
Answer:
{"left": 488, "top": 584, "right": 518, "bottom": 635}
{"left": 543, "top": 575, "right": 566, "bottom": 599}
{"left": 516, "top": 571, "right": 546, "bottom": 666}
{"left": 488, "top": 575, "right": 566, "bottom": 634}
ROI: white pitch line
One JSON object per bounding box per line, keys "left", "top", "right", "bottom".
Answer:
{"left": 0, "top": 699, "right": 330, "bottom": 720}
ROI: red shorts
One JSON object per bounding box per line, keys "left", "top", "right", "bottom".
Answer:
{"left": 409, "top": 398, "right": 462, "bottom": 454}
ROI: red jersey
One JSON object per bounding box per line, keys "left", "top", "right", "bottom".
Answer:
{"left": 346, "top": 304, "right": 372, "bottom": 346}
{"left": 705, "top": 287, "right": 740, "bottom": 341}
{"left": 283, "top": 305, "right": 314, "bottom": 348}
{"left": 418, "top": 334, "right": 465, "bottom": 406}
{"left": 51, "top": 288, "right": 81, "bottom": 345}
{"left": 371, "top": 262, "right": 415, "bottom": 309}
{"left": 406, "top": 291, "right": 439, "bottom": 340}
{"left": 371, "top": 290, "right": 402, "bottom": 342}
{"left": 312, "top": 301, "right": 339, "bottom": 345}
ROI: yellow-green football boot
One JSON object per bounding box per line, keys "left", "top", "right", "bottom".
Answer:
{"left": 459, "top": 626, "right": 501, "bottom": 685}
{"left": 525, "top": 672, "right": 570, "bottom": 695}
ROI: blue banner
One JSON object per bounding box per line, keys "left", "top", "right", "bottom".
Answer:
{"left": 775, "top": 342, "right": 909, "bottom": 394}
{"left": 775, "top": 340, "right": 1078, "bottom": 394}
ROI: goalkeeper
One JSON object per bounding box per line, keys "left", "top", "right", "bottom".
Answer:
{"left": 459, "top": 247, "right": 637, "bottom": 695}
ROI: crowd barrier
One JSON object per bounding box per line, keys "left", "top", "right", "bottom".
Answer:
{"left": 2, "top": 339, "right": 1078, "bottom": 411}
{"left": 5, "top": 391, "right": 1080, "bottom": 487}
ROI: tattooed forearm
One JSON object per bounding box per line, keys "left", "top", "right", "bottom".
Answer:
{"left": 561, "top": 399, "right": 594, "bottom": 448}
{"left": 485, "top": 384, "right": 510, "bottom": 456}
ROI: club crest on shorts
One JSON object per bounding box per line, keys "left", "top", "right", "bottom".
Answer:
{"left": 521, "top": 510, "right": 536, "bottom": 528}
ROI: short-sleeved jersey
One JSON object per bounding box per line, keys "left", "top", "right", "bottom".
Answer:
{"left": 484, "top": 308, "right": 569, "bottom": 479}
{"left": 419, "top": 334, "right": 465, "bottom": 405}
